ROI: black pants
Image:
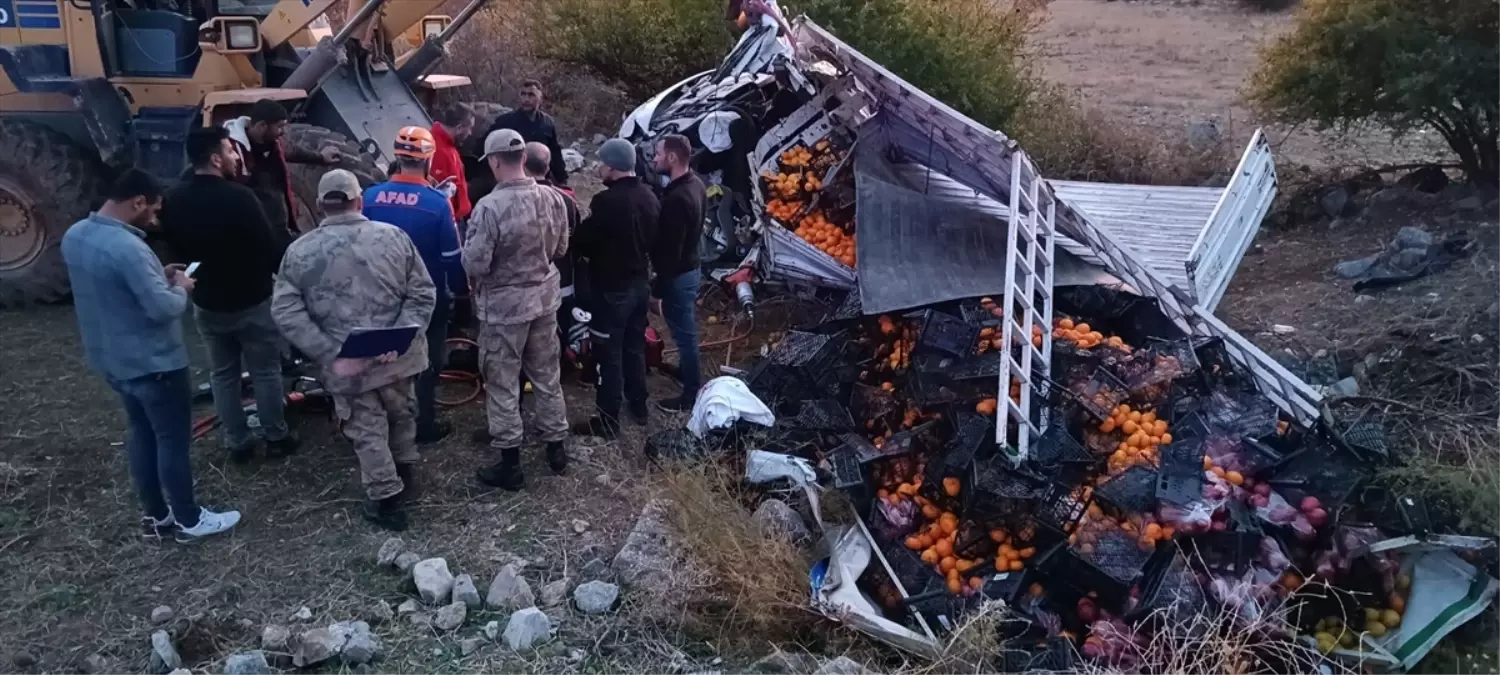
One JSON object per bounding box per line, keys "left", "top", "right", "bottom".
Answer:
{"left": 416, "top": 298, "right": 451, "bottom": 432}
{"left": 589, "top": 282, "right": 649, "bottom": 420}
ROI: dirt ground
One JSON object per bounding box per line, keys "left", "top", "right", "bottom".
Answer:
{"left": 1033, "top": 0, "right": 1448, "bottom": 171}
{"left": 0, "top": 301, "right": 802, "bottom": 674}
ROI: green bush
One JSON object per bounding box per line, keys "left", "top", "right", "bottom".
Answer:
{"left": 536, "top": 0, "right": 731, "bottom": 99}
{"left": 1248, "top": 0, "right": 1499, "bottom": 184}
{"left": 539, "top": 0, "right": 1041, "bottom": 133}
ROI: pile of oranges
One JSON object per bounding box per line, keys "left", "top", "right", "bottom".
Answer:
{"left": 1100, "top": 403, "right": 1173, "bottom": 475}
{"left": 794, "top": 211, "right": 856, "bottom": 267}
{"left": 1071, "top": 503, "right": 1175, "bottom": 555}
{"left": 974, "top": 322, "right": 1045, "bottom": 354}
{"left": 1053, "top": 317, "right": 1131, "bottom": 352}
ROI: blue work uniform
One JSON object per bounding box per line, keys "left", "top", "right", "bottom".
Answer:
{"left": 362, "top": 173, "right": 467, "bottom": 301}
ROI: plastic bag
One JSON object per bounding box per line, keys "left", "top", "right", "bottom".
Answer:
{"left": 1258, "top": 536, "right": 1291, "bottom": 576}
{"left": 688, "top": 376, "right": 776, "bottom": 437}
{"left": 870, "top": 498, "right": 917, "bottom": 543}
{"left": 1158, "top": 498, "right": 1221, "bottom": 535}
{"left": 1209, "top": 571, "right": 1267, "bottom": 624}
{"left": 1254, "top": 490, "right": 1315, "bottom": 539}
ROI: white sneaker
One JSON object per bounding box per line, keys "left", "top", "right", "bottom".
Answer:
{"left": 173, "top": 507, "right": 242, "bottom": 541}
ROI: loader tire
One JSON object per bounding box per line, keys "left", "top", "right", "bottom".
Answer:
{"left": 286, "top": 124, "right": 387, "bottom": 233}
{"left": 0, "top": 119, "right": 106, "bottom": 308}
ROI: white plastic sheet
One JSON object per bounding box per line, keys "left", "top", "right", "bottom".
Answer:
{"left": 687, "top": 376, "right": 776, "bottom": 438}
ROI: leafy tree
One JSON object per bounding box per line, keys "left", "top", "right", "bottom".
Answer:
{"left": 1249, "top": 0, "right": 1499, "bottom": 184}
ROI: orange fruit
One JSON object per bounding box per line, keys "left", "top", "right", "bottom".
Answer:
{"left": 921, "top": 549, "right": 939, "bottom": 564}
{"left": 1009, "top": 560, "right": 1024, "bottom": 572}
{"left": 934, "top": 539, "right": 954, "bottom": 558}
{"left": 946, "top": 577, "right": 962, "bottom": 594}
{"left": 940, "top": 556, "right": 957, "bottom": 573}
{"left": 943, "top": 477, "right": 961, "bottom": 497}
{"left": 905, "top": 536, "right": 923, "bottom": 550}
{"left": 1225, "top": 471, "right": 1245, "bottom": 486}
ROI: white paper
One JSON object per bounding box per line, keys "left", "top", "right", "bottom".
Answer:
{"left": 686, "top": 376, "right": 775, "bottom": 438}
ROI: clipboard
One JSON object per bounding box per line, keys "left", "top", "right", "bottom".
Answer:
{"left": 337, "top": 324, "right": 422, "bottom": 360}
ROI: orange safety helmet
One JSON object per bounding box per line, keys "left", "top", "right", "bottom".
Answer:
{"left": 393, "top": 126, "right": 436, "bottom": 160}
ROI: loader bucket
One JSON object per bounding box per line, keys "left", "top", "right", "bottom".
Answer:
{"left": 300, "top": 63, "right": 433, "bottom": 169}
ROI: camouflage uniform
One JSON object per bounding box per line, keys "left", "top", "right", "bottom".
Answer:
{"left": 271, "top": 211, "right": 437, "bottom": 500}
{"left": 461, "top": 177, "right": 571, "bottom": 449}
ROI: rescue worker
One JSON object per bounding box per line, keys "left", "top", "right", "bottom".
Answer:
{"left": 224, "top": 99, "right": 342, "bottom": 242}
{"left": 361, "top": 127, "right": 468, "bottom": 445}
{"left": 462, "top": 129, "right": 571, "bottom": 491}
{"left": 486, "top": 80, "right": 568, "bottom": 186}
{"left": 429, "top": 102, "right": 476, "bottom": 224}
{"left": 271, "top": 170, "right": 436, "bottom": 531}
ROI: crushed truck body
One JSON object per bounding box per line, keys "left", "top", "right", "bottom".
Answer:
{"left": 625, "top": 14, "right": 1498, "bottom": 672}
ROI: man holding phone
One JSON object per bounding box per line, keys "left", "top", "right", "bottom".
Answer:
{"left": 161, "top": 126, "right": 297, "bottom": 463}
{"left": 272, "top": 170, "right": 437, "bottom": 531}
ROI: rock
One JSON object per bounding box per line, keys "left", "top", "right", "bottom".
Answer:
{"left": 502, "top": 607, "right": 552, "bottom": 651}
{"left": 81, "top": 653, "right": 109, "bottom": 674}
{"left": 1186, "top": 119, "right": 1221, "bottom": 150}
{"left": 751, "top": 649, "right": 818, "bottom": 674}
{"left": 150, "top": 605, "right": 175, "bottom": 624}
{"left": 237, "top": 618, "right": 255, "bottom": 630}
{"left": 592, "top": 133, "right": 608, "bottom": 145}
{"left": 407, "top": 612, "right": 433, "bottom": 629}
{"left": 486, "top": 564, "right": 535, "bottom": 610}
{"left": 260, "top": 624, "right": 292, "bottom": 652}
{"left": 364, "top": 600, "right": 394, "bottom": 625}
{"left": 1317, "top": 186, "right": 1350, "bottom": 219}
{"left": 461, "top": 638, "right": 482, "bottom": 656}
{"left": 224, "top": 650, "right": 271, "bottom": 675}
{"left": 573, "top": 580, "right": 620, "bottom": 614}
{"left": 814, "top": 656, "right": 869, "bottom": 675}
{"left": 1355, "top": 294, "right": 1376, "bottom": 305}
{"left": 434, "top": 602, "right": 467, "bottom": 632}
{"left": 483, "top": 620, "right": 501, "bottom": 641}
{"left": 594, "top": 472, "right": 611, "bottom": 486}
{"left": 376, "top": 537, "right": 405, "bottom": 566}
{"left": 562, "top": 148, "right": 586, "bottom": 173}
{"left": 540, "top": 578, "right": 570, "bottom": 607}
{"left": 149, "top": 630, "right": 182, "bottom": 673}
{"left": 452, "top": 574, "right": 482, "bottom": 608}
{"left": 333, "top": 620, "right": 380, "bottom": 665}
{"left": 168, "top": 669, "right": 191, "bottom": 675}
{"left": 396, "top": 598, "right": 420, "bottom": 615}
{"left": 1271, "top": 324, "right": 1296, "bottom": 335}
{"left": 612, "top": 499, "right": 682, "bottom": 587}
{"left": 1454, "top": 195, "right": 1484, "bottom": 211}
{"left": 394, "top": 552, "right": 421, "bottom": 572}
{"left": 752, "top": 499, "right": 812, "bottom": 545}
{"left": 579, "top": 557, "right": 613, "bottom": 583}
{"left": 12, "top": 650, "right": 37, "bottom": 669}
{"left": 413, "top": 558, "right": 455, "bottom": 604}
{"left": 572, "top": 519, "right": 590, "bottom": 534}
{"left": 293, "top": 628, "right": 340, "bottom": 668}
{"left": 292, "top": 606, "right": 314, "bottom": 622}
{"left": 1325, "top": 376, "right": 1360, "bottom": 398}
{"left": 1398, "top": 165, "right": 1449, "bottom": 193}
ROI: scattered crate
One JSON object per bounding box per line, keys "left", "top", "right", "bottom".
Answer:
{"left": 784, "top": 399, "right": 856, "bottom": 431}
{"left": 1033, "top": 421, "right": 1095, "bottom": 468}
{"left": 1093, "top": 465, "right": 1160, "bottom": 515}
{"left": 1067, "top": 367, "right": 1130, "bottom": 422}
{"left": 1156, "top": 438, "right": 1206, "bottom": 507}
{"left": 1179, "top": 501, "right": 1263, "bottom": 575}
{"left": 907, "top": 308, "right": 981, "bottom": 358}
{"left": 827, "top": 444, "right": 865, "bottom": 489}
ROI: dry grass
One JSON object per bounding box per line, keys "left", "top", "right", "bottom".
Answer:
{"left": 643, "top": 456, "right": 829, "bottom": 650}
{"left": 1020, "top": 88, "right": 1233, "bottom": 185}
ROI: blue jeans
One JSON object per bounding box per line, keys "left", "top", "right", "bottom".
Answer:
{"left": 107, "top": 368, "right": 199, "bottom": 525}
{"left": 659, "top": 270, "right": 702, "bottom": 401}
{"left": 417, "top": 297, "right": 451, "bottom": 432}
{"left": 590, "top": 282, "right": 650, "bottom": 420}
{"left": 195, "top": 300, "right": 288, "bottom": 449}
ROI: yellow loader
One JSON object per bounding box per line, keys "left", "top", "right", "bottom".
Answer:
{"left": 0, "top": 0, "right": 490, "bottom": 305}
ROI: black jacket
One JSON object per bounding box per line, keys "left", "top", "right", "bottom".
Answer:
{"left": 651, "top": 171, "right": 706, "bottom": 296}
{"left": 575, "top": 176, "right": 659, "bottom": 292}
{"left": 160, "top": 173, "right": 284, "bottom": 313}
{"left": 487, "top": 109, "right": 568, "bottom": 185}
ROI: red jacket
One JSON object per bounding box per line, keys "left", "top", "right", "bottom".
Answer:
{"left": 430, "top": 123, "right": 471, "bottom": 222}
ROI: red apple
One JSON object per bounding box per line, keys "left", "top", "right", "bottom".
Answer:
{"left": 1306, "top": 508, "right": 1329, "bottom": 527}
{"left": 1300, "top": 496, "right": 1322, "bottom": 513}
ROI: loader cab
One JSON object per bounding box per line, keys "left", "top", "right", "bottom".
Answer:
{"left": 92, "top": 0, "right": 271, "bottom": 79}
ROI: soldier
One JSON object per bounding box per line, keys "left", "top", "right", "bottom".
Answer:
{"left": 462, "top": 129, "right": 571, "bottom": 491}
{"left": 271, "top": 169, "right": 436, "bottom": 531}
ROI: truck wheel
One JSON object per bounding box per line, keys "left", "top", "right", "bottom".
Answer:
{"left": 0, "top": 119, "right": 105, "bottom": 307}
{"left": 286, "top": 124, "right": 387, "bottom": 233}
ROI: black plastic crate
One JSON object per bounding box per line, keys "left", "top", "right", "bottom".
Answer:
{"left": 945, "top": 411, "right": 993, "bottom": 461}
{"left": 1193, "top": 337, "right": 1255, "bottom": 393}
{"left": 1093, "top": 465, "right": 1160, "bottom": 515}
{"left": 958, "top": 298, "right": 1005, "bottom": 327}
{"left": 827, "top": 445, "right": 865, "bottom": 489}
{"left": 912, "top": 350, "right": 1003, "bottom": 381}
{"left": 907, "top": 308, "right": 982, "bottom": 357}
{"left": 1063, "top": 367, "right": 1130, "bottom": 422}
{"left": 849, "top": 383, "right": 901, "bottom": 428}
{"left": 824, "top": 289, "right": 863, "bottom": 323}
{"left": 837, "top": 433, "right": 886, "bottom": 464}
{"left": 966, "top": 461, "right": 1045, "bottom": 527}
{"left": 644, "top": 428, "right": 703, "bottom": 461}
{"left": 748, "top": 330, "right": 844, "bottom": 403}
{"left": 784, "top": 399, "right": 856, "bottom": 432}
{"left": 1037, "top": 525, "right": 1152, "bottom": 611}
{"left": 1035, "top": 480, "right": 1090, "bottom": 534}
{"left": 1033, "top": 421, "right": 1095, "bottom": 467}
{"left": 1340, "top": 415, "right": 1390, "bottom": 460}
{"left": 1267, "top": 432, "right": 1366, "bottom": 515}
{"left": 1156, "top": 438, "right": 1206, "bottom": 507}
{"left": 1001, "top": 637, "right": 1076, "bottom": 673}
{"left": 1126, "top": 545, "right": 1206, "bottom": 626}
{"left": 1204, "top": 389, "right": 1281, "bottom": 440}
{"left": 1179, "top": 501, "right": 1263, "bottom": 575}
{"left": 1115, "top": 338, "right": 1201, "bottom": 389}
